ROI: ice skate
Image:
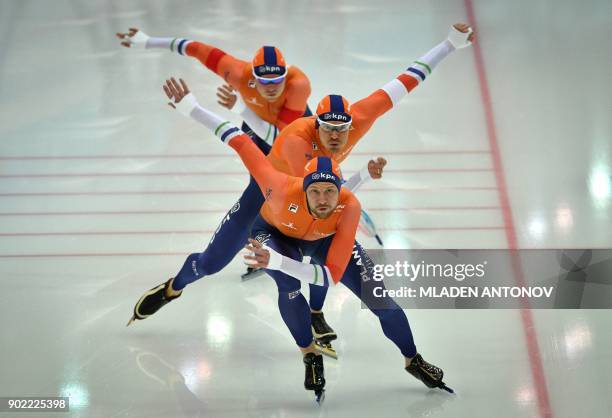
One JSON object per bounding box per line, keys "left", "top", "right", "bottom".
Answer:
{"left": 359, "top": 209, "right": 384, "bottom": 246}
{"left": 303, "top": 352, "right": 325, "bottom": 404}
{"left": 126, "top": 278, "right": 182, "bottom": 326}
{"left": 311, "top": 312, "right": 338, "bottom": 359}
{"left": 240, "top": 266, "right": 266, "bottom": 281}
{"left": 405, "top": 353, "right": 454, "bottom": 393}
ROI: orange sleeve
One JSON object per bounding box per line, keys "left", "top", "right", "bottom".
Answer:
{"left": 277, "top": 108, "right": 305, "bottom": 129}
{"left": 276, "top": 75, "right": 311, "bottom": 128}
{"left": 325, "top": 194, "right": 362, "bottom": 283}
{"left": 349, "top": 89, "right": 394, "bottom": 137}
{"left": 184, "top": 42, "right": 246, "bottom": 86}
{"left": 279, "top": 135, "right": 313, "bottom": 176}
{"left": 228, "top": 134, "right": 289, "bottom": 204}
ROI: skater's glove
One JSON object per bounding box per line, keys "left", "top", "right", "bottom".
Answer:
{"left": 447, "top": 25, "right": 473, "bottom": 49}
{"left": 117, "top": 29, "right": 150, "bottom": 49}
{"left": 262, "top": 245, "right": 283, "bottom": 270}
{"left": 243, "top": 239, "right": 280, "bottom": 270}
{"left": 174, "top": 92, "right": 199, "bottom": 117}
{"left": 243, "top": 244, "right": 282, "bottom": 270}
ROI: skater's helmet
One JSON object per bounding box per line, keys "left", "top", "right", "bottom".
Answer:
{"left": 315, "top": 94, "right": 352, "bottom": 129}
{"left": 252, "top": 46, "right": 287, "bottom": 78}
{"left": 303, "top": 157, "right": 343, "bottom": 191}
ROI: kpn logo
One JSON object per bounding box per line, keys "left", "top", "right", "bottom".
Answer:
{"left": 311, "top": 173, "right": 336, "bottom": 181}
{"left": 322, "top": 113, "right": 349, "bottom": 122}
{"left": 258, "top": 65, "right": 282, "bottom": 73}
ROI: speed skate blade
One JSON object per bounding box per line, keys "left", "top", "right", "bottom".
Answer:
{"left": 126, "top": 315, "right": 136, "bottom": 327}
{"left": 241, "top": 268, "right": 266, "bottom": 281}
{"left": 315, "top": 389, "right": 325, "bottom": 405}
{"left": 314, "top": 341, "right": 338, "bottom": 359}
{"left": 375, "top": 234, "right": 384, "bottom": 246}
{"left": 440, "top": 383, "right": 455, "bottom": 394}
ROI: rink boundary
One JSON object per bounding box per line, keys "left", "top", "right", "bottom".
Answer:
{"left": 0, "top": 186, "right": 500, "bottom": 197}
{"left": 0, "top": 226, "right": 506, "bottom": 237}
{"left": 0, "top": 150, "right": 491, "bottom": 160}
{"left": 464, "top": 1, "right": 553, "bottom": 417}
{"left": 0, "top": 206, "right": 502, "bottom": 217}
{"left": 0, "top": 168, "right": 493, "bottom": 178}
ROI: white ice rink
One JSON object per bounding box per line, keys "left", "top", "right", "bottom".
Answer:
{"left": 1, "top": 0, "right": 611, "bottom": 417}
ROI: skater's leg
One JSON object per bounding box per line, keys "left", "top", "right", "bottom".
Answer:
{"left": 337, "top": 244, "right": 451, "bottom": 391}
{"left": 253, "top": 229, "right": 315, "bottom": 352}
{"left": 307, "top": 241, "right": 449, "bottom": 391}
{"left": 241, "top": 121, "right": 272, "bottom": 154}
{"left": 298, "top": 241, "right": 340, "bottom": 352}
{"left": 172, "top": 176, "right": 264, "bottom": 290}
{"left": 276, "top": 280, "right": 314, "bottom": 352}
{"left": 313, "top": 240, "right": 418, "bottom": 358}
{"left": 308, "top": 284, "right": 327, "bottom": 311}
{"left": 298, "top": 254, "right": 332, "bottom": 335}
{"left": 308, "top": 282, "right": 337, "bottom": 354}
{"left": 127, "top": 177, "right": 265, "bottom": 323}
{"left": 254, "top": 226, "right": 326, "bottom": 395}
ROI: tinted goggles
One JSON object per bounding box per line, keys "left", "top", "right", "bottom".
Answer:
{"left": 252, "top": 69, "right": 287, "bottom": 85}
{"left": 317, "top": 118, "right": 352, "bottom": 133}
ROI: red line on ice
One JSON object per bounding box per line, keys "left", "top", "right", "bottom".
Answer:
{"left": 464, "top": 1, "right": 552, "bottom": 417}
{"left": 0, "top": 226, "right": 504, "bottom": 237}
{"left": 0, "top": 206, "right": 501, "bottom": 217}
{"left": 0, "top": 167, "right": 493, "bottom": 179}
{"left": 0, "top": 186, "right": 499, "bottom": 198}
{"left": 0, "top": 149, "right": 490, "bottom": 161}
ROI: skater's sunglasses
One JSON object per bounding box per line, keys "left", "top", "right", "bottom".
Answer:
{"left": 252, "top": 70, "right": 287, "bottom": 85}
{"left": 317, "top": 119, "right": 352, "bottom": 133}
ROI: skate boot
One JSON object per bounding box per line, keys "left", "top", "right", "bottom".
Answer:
{"left": 303, "top": 352, "right": 325, "bottom": 404}
{"left": 240, "top": 266, "right": 266, "bottom": 281}
{"left": 405, "top": 353, "right": 454, "bottom": 393}
{"left": 126, "top": 278, "right": 182, "bottom": 326}
{"left": 311, "top": 312, "right": 338, "bottom": 359}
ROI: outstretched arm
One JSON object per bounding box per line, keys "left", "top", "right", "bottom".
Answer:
{"left": 350, "top": 23, "right": 475, "bottom": 134}
{"left": 343, "top": 157, "right": 387, "bottom": 192}
{"left": 163, "top": 77, "right": 287, "bottom": 197}
{"left": 117, "top": 28, "right": 246, "bottom": 86}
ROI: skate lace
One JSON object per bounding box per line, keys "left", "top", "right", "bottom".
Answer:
{"left": 419, "top": 358, "right": 442, "bottom": 379}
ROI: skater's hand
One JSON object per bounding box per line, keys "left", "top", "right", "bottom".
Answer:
{"left": 116, "top": 27, "right": 149, "bottom": 48}
{"left": 216, "top": 84, "right": 237, "bottom": 110}
{"left": 452, "top": 23, "right": 475, "bottom": 42}
{"left": 244, "top": 238, "right": 270, "bottom": 268}
{"left": 448, "top": 23, "right": 475, "bottom": 48}
{"left": 368, "top": 157, "right": 387, "bottom": 179}
{"left": 163, "top": 77, "right": 191, "bottom": 109}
